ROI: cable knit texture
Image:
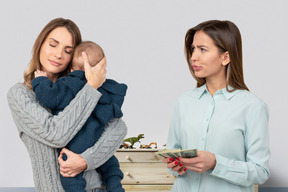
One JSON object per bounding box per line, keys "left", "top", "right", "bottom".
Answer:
{"left": 7, "top": 83, "right": 127, "bottom": 192}
{"left": 32, "top": 70, "right": 127, "bottom": 192}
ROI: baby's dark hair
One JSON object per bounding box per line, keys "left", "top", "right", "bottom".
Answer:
{"left": 72, "top": 41, "right": 104, "bottom": 70}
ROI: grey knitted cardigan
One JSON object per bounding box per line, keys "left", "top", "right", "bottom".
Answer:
{"left": 7, "top": 83, "right": 127, "bottom": 192}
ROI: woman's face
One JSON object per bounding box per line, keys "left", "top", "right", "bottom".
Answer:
{"left": 39, "top": 27, "right": 74, "bottom": 81}
{"left": 190, "top": 30, "right": 228, "bottom": 82}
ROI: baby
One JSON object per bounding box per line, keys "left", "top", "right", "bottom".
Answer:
{"left": 32, "top": 41, "right": 127, "bottom": 192}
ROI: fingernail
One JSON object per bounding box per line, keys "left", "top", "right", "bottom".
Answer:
{"left": 174, "top": 161, "right": 179, "bottom": 165}
{"left": 179, "top": 163, "right": 183, "bottom": 167}
{"left": 169, "top": 158, "right": 174, "bottom": 162}
{"left": 176, "top": 157, "right": 180, "bottom": 161}
{"left": 184, "top": 168, "right": 187, "bottom": 172}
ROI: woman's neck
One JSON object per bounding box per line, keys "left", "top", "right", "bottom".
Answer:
{"left": 206, "top": 78, "right": 226, "bottom": 96}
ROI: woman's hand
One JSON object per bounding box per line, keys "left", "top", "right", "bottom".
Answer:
{"left": 162, "top": 157, "right": 187, "bottom": 176}
{"left": 82, "top": 52, "right": 107, "bottom": 89}
{"left": 180, "top": 151, "right": 216, "bottom": 173}
{"left": 58, "top": 148, "right": 87, "bottom": 177}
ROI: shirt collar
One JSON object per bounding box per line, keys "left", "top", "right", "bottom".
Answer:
{"left": 221, "top": 86, "right": 241, "bottom": 100}
{"left": 197, "top": 84, "right": 241, "bottom": 100}
{"left": 197, "top": 85, "right": 208, "bottom": 99}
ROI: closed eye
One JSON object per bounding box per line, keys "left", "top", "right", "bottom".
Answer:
{"left": 65, "top": 48, "right": 73, "bottom": 55}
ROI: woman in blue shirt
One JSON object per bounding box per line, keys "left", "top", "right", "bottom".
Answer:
{"left": 163, "top": 20, "right": 270, "bottom": 192}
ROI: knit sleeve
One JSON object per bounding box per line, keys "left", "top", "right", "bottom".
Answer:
{"left": 81, "top": 118, "right": 127, "bottom": 170}
{"left": 32, "top": 75, "right": 85, "bottom": 111}
{"left": 7, "top": 83, "right": 102, "bottom": 148}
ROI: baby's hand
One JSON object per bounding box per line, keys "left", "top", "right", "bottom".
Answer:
{"left": 34, "top": 70, "right": 47, "bottom": 78}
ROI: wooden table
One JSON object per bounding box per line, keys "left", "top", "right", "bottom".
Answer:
{"left": 115, "top": 149, "right": 175, "bottom": 192}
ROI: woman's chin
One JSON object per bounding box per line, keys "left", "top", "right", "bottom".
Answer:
{"left": 195, "top": 74, "right": 206, "bottom": 79}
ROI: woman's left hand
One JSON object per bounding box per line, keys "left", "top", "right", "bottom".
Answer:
{"left": 58, "top": 148, "right": 87, "bottom": 177}
{"left": 180, "top": 151, "right": 216, "bottom": 173}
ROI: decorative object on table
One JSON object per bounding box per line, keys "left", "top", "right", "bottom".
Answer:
{"left": 119, "top": 142, "right": 131, "bottom": 149}
{"left": 140, "top": 142, "right": 157, "bottom": 149}
{"left": 120, "top": 134, "right": 145, "bottom": 149}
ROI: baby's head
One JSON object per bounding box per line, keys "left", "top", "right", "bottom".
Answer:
{"left": 72, "top": 41, "right": 104, "bottom": 71}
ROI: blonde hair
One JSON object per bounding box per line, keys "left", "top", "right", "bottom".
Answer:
{"left": 72, "top": 41, "right": 104, "bottom": 71}
{"left": 24, "top": 18, "right": 82, "bottom": 89}
{"left": 185, "top": 20, "right": 249, "bottom": 92}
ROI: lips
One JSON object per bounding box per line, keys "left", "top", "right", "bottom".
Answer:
{"left": 49, "top": 59, "right": 61, "bottom": 67}
{"left": 192, "top": 65, "right": 202, "bottom": 71}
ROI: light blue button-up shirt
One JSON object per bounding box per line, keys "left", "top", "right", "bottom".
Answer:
{"left": 166, "top": 85, "right": 270, "bottom": 192}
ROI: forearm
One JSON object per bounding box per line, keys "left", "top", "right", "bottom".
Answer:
{"left": 209, "top": 154, "right": 270, "bottom": 186}
{"left": 7, "top": 83, "right": 101, "bottom": 148}
{"left": 81, "top": 118, "right": 127, "bottom": 170}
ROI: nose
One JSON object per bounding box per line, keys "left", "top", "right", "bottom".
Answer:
{"left": 190, "top": 51, "right": 198, "bottom": 63}
{"left": 54, "top": 47, "right": 63, "bottom": 59}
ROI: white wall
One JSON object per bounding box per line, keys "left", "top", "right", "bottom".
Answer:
{"left": 1, "top": 0, "right": 287, "bottom": 188}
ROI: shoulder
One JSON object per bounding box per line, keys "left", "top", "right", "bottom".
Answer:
{"left": 233, "top": 90, "right": 269, "bottom": 116}
{"left": 7, "top": 83, "right": 38, "bottom": 112}
{"left": 8, "top": 83, "right": 34, "bottom": 98}
{"left": 9, "top": 82, "right": 28, "bottom": 91}
{"left": 175, "top": 87, "right": 199, "bottom": 103}
{"left": 236, "top": 90, "right": 267, "bottom": 107}
{"left": 171, "top": 88, "right": 200, "bottom": 111}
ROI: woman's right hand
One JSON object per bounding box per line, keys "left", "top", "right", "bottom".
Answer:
{"left": 82, "top": 52, "right": 107, "bottom": 89}
{"left": 162, "top": 157, "right": 187, "bottom": 176}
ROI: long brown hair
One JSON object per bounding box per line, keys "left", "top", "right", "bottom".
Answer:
{"left": 185, "top": 20, "right": 249, "bottom": 91}
{"left": 24, "top": 18, "right": 82, "bottom": 88}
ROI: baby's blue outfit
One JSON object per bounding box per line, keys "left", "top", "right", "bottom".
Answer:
{"left": 32, "top": 70, "right": 127, "bottom": 192}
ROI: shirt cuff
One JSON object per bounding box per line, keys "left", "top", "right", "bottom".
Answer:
{"left": 81, "top": 151, "right": 94, "bottom": 171}
{"left": 167, "top": 168, "right": 180, "bottom": 177}
{"left": 84, "top": 83, "right": 102, "bottom": 97}
{"left": 208, "top": 154, "right": 228, "bottom": 176}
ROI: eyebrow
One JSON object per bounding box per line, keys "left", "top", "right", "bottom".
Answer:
{"left": 193, "top": 45, "right": 209, "bottom": 49}
{"left": 49, "top": 38, "right": 74, "bottom": 49}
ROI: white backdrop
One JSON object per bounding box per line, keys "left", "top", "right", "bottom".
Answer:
{"left": 1, "top": 0, "right": 287, "bottom": 188}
